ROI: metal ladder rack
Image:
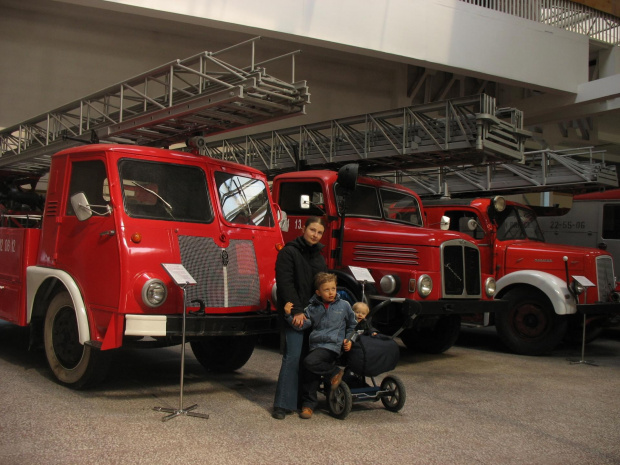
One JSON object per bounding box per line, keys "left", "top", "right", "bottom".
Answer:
{"left": 0, "top": 37, "right": 309, "bottom": 175}
{"left": 376, "top": 147, "right": 618, "bottom": 197}
{"left": 199, "top": 94, "right": 530, "bottom": 177}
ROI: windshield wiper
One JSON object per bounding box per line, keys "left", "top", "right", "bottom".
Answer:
{"left": 131, "top": 181, "right": 174, "bottom": 218}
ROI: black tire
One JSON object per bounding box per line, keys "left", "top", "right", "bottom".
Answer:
{"left": 495, "top": 288, "right": 567, "bottom": 355}
{"left": 43, "top": 291, "right": 109, "bottom": 389}
{"left": 400, "top": 314, "right": 461, "bottom": 354}
{"left": 380, "top": 375, "right": 406, "bottom": 412}
{"left": 190, "top": 335, "right": 256, "bottom": 372}
{"left": 328, "top": 381, "right": 352, "bottom": 420}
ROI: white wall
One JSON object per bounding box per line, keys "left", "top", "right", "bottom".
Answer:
{"left": 0, "top": 0, "right": 408, "bottom": 130}
{"left": 59, "top": 0, "right": 589, "bottom": 92}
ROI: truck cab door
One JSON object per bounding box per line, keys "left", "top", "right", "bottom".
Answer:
{"left": 56, "top": 159, "right": 121, "bottom": 310}
{"left": 274, "top": 179, "right": 334, "bottom": 265}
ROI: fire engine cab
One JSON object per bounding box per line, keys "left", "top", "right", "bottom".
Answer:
{"left": 0, "top": 144, "right": 283, "bottom": 388}
{"left": 425, "top": 196, "right": 620, "bottom": 355}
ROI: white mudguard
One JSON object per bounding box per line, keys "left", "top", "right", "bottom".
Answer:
{"left": 496, "top": 270, "right": 577, "bottom": 315}
{"left": 26, "top": 266, "right": 91, "bottom": 344}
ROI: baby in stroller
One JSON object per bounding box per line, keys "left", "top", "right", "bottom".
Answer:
{"left": 330, "top": 300, "right": 406, "bottom": 419}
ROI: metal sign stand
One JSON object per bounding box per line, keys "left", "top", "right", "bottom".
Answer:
{"left": 154, "top": 264, "right": 209, "bottom": 421}
{"left": 567, "top": 277, "right": 597, "bottom": 367}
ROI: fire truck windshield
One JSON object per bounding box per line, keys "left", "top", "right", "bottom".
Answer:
{"left": 215, "top": 171, "right": 275, "bottom": 227}
{"left": 118, "top": 159, "right": 213, "bottom": 223}
{"left": 496, "top": 206, "right": 545, "bottom": 242}
{"left": 337, "top": 184, "right": 422, "bottom": 226}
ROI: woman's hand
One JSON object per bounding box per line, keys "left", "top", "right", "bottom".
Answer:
{"left": 292, "top": 313, "right": 307, "bottom": 328}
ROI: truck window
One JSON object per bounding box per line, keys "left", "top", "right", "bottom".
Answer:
{"left": 602, "top": 204, "right": 620, "bottom": 239}
{"left": 339, "top": 184, "right": 382, "bottom": 218}
{"left": 496, "top": 206, "right": 544, "bottom": 241}
{"left": 444, "top": 210, "right": 484, "bottom": 239}
{"left": 278, "top": 181, "right": 325, "bottom": 216}
{"left": 119, "top": 159, "right": 212, "bottom": 223}
{"left": 215, "top": 172, "right": 275, "bottom": 227}
{"left": 66, "top": 160, "right": 108, "bottom": 216}
{"left": 379, "top": 188, "right": 423, "bottom": 226}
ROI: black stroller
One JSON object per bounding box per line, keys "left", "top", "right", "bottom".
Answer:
{"left": 319, "top": 299, "right": 408, "bottom": 419}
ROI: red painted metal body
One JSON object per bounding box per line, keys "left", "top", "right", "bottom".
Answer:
{"left": 0, "top": 144, "right": 283, "bottom": 351}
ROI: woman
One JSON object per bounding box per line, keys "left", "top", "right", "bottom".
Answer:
{"left": 272, "top": 216, "right": 327, "bottom": 420}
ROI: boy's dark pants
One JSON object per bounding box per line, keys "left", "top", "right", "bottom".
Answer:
{"left": 300, "top": 347, "right": 341, "bottom": 410}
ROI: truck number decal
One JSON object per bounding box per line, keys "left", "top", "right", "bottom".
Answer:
{"left": 0, "top": 239, "right": 16, "bottom": 253}
{"left": 294, "top": 219, "right": 303, "bottom": 230}
{"left": 548, "top": 220, "right": 586, "bottom": 230}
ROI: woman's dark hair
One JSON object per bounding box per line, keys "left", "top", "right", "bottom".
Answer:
{"left": 305, "top": 216, "right": 326, "bottom": 228}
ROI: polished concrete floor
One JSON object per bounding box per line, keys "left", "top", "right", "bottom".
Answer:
{"left": 1, "top": 322, "right": 619, "bottom": 465}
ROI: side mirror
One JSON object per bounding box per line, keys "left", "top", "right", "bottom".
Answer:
{"left": 70, "top": 192, "right": 93, "bottom": 221}
{"left": 300, "top": 195, "right": 310, "bottom": 210}
{"left": 274, "top": 205, "right": 289, "bottom": 232}
{"left": 440, "top": 215, "right": 450, "bottom": 230}
{"left": 467, "top": 218, "right": 478, "bottom": 231}
{"left": 337, "top": 163, "right": 359, "bottom": 192}
{"left": 70, "top": 192, "right": 111, "bottom": 221}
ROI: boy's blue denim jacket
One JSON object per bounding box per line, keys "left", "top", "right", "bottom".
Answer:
{"left": 286, "top": 293, "right": 357, "bottom": 355}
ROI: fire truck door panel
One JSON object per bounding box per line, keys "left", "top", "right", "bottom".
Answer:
{"left": 276, "top": 181, "right": 330, "bottom": 244}
{"left": 56, "top": 160, "right": 120, "bottom": 309}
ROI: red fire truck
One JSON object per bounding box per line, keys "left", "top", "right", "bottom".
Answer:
{"left": 271, "top": 166, "right": 504, "bottom": 354}
{"left": 0, "top": 144, "right": 284, "bottom": 388}
{"left": 424, "top": 197, "right": 620, "bottom": 355}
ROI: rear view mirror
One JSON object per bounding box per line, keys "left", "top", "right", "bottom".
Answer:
{"left": 70, "top": 191, "right": 111, "bottom": 221}
{"left": 70, "top": 192, "right": 93, "bottom": 221}
{"left": 467, "top": 218, "right": 478, "bottom": 231}
{"left": 440, "top": 216, "right": 450, "bottom": 230}
{"left": 301, "top": 195, "right": 310, "bottom": 209}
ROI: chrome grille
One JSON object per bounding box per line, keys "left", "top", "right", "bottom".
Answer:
{"left": 178, "top": 236, "right": 260, "bottom": 308}
{"left": 442, "top": 240, "right": 481, "bottom": 298}
{"left": 596, "top": 255, "right": 615, "bottom": 302}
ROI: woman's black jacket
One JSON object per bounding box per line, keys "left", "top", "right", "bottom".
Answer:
{"left": 275, "top": 235, "right": 327, "bottom": 316}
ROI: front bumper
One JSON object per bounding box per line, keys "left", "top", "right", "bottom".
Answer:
{"left": 125, "top": 312, "right": 278, "bottom": 338}
{"left": 368, "top": 295, "right": 509, "bottom": 317}
{"left": 577, "top": 302, "right": 620, "bottom": 316}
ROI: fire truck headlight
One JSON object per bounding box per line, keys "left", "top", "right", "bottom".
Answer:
{"left": 380, "top": 275, "right": 399, "bottom": 295}
{"left": 142, "top": 279, "right": 168, "bottom": 307}
{"left": 418, "top": 275, "right": 432, "bottom": 297}
{"left": 485, "top": 277, "right": 497, "bottom": 297}
{"left": 571, "top": 280, "right": 585, "bottom": 296}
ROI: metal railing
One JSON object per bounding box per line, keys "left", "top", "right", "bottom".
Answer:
{"left": 0, "top": 37, "right": 309, "bottom": 175}
{"left": 199, "top": 94, "right": 530, "bottom": 177}
{"left": 460, "top": 0, "right": 619, "bottom": 45}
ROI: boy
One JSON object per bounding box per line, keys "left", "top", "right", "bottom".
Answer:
{"left": 285, "top": 272, "right": 357, "bottom": 419}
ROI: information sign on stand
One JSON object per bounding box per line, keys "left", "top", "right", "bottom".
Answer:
{"left": 153, "top": 263, "right": 209, "bottom": 421}
{"left": 568, "top": 275, "right": 597, "bottom": 367}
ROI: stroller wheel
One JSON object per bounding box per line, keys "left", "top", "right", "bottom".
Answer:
{"left": 380, "top": 375, "right": 406, "bottom": 412}
{"left": 328, "top": 381, "right": 352, "bottom": 420}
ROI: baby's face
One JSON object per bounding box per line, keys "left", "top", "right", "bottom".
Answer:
{"left": 354, "top": 307, "right": 369, "bottom": 322}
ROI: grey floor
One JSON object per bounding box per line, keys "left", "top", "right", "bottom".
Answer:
{"left": 1, "top": 321, "right": 619, "bottom": 465}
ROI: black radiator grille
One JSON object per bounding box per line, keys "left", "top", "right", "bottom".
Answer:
{"left": 442, "top": 240, "right": 481, "bottom": 298}
{"left": 178, "top": 236, "right": 260, "bottom": 308}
